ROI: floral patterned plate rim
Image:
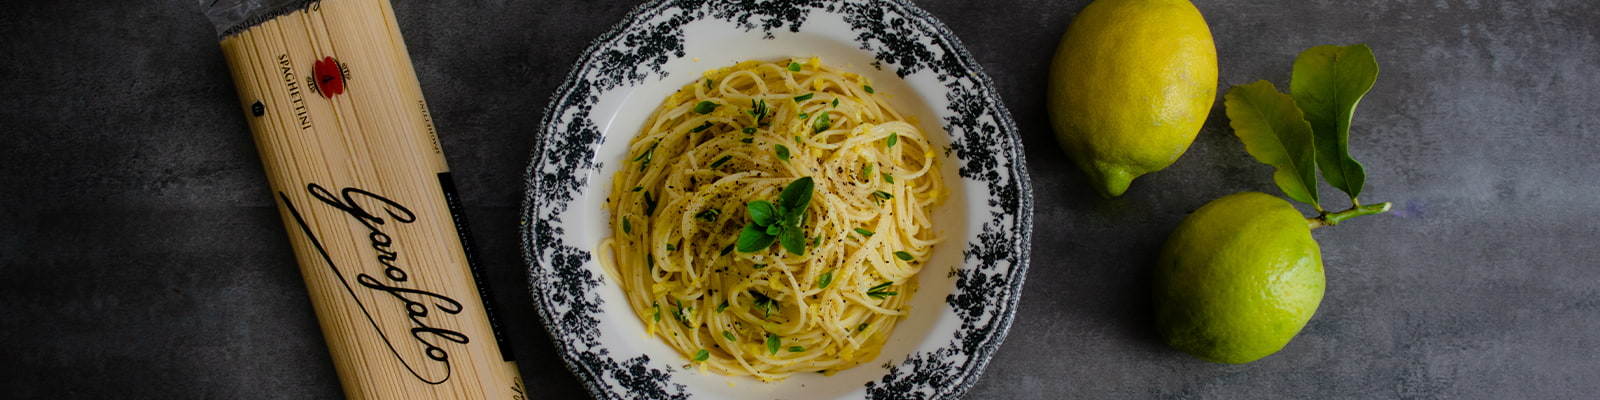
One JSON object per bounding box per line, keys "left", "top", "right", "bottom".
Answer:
{"left": 521, "top": 0, "right": 1032, "bottom": 398}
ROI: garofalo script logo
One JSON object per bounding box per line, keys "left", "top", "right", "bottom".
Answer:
{"left": 280, "top": 183, "right": 469, "bottom": 385}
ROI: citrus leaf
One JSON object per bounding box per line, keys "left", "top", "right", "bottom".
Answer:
{"left": 1224, "top": 80, "right": 1321, "bottom": 209}
{"left": 1291, "top": 44, "right": 1377, "bottom": 200}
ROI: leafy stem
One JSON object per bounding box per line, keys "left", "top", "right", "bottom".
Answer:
{"left": 1308, "top": 202, "right": 1391, "bottom": 230}
{"left": 736, "top": 177, "right": 814, "bottom": 255}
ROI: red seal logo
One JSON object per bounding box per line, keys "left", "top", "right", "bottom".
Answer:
{"left": 313, "top": 56, "right": 345, "bottom": 98}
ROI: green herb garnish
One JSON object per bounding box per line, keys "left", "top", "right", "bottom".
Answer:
{"left": 717, "top": 301, "right": 729, "bottom": 314}
{"left": 887, "top": 132, "right": 898, "bottom": 148}
{"left": 766, "top": 333, "right": 780, "bottom": 355}
{"left": 622, "top": 216, "right": 632, "bottom": 234}
{"left": 652, "top": 302, "right": 661, "bottom": 322}
{"left": 894, "top": 251, "right": 913, "bottom": 261}
{"left": 666, "top": 243, "right": 676, "bottom": 251}
{"left": 710, "top": 155, "right": 733, "bottom": 168}
{"left": 881, "top": 173, "right": 894, "bottom": 184}
{"left": 750, "top": 290, "right": 779, "bottom": 319}
{"left": 753, "top": 264, "right": 767, "bottom": 270}
{"left": 813, "top": 112, "right": 831, "bottom": 133}
{"left": 643, "top": 191, "right": 658, "bottom": 216}
{"left": 633, "top": 140, "right": 659, "bottom": 170}
{"left": 740, "top": 137, "right": 754, "bottom": 143}
{"left": 812, "top": 235, "right": 822, "bottom": 247}
{"left": 722, "top": 330, "right": 735, "bottom": 341}
{"left": 720, "top": 243, "right": 735, "bottom": 256}
{"left": 775, "top": 144, "right": 791, "bottom": 162}
{"left": 695, "top": 208, "right": 720, "bottom": 222}
{"left": 705, "top": 78, "right": 714, "bottom": 90}
{"left": 788, "top": 62, "right": 802, "bottom": 71}
{"left": 798, "top": 112, "right": 809, "bottom": 120}
{"left": 694, "top": 349, "right": 710, "bottom": 362}
{"left": 861, "top": 163, "right": 873, "bottom": 180}
{"left": 831, "top": 98, "right": 839, "bottom": 108}
{"left": 872, "top": 190, "right": 893, "bottom": 201}
{"left": 854, "top": 228, "right": 873, "bottom": 237}
{"left": 742, "top": 127, "right": 757, "bottom": 134}
{"left": 750, "top": 99, "right": 770, "bottom": 126}
{"left": 867, "top": 282, "right": 897, "bottom": 299}
{"left": 819, "top": 270, "right": 833, "bottom": 289}
{"left": 674, "top": 299, "right": 693, "bottom": 327}
{"left": 857, "top": 323, "right": 869, "bottom": 332}
{"left": 788, "top": 346, "right": 804, "bottom": 353}
{"left": 863, "top": 85, "right": 875, "bottom": 94}
{"left": 693, "top": 101, "right": 720, "bottom": 114}
{"left": 736, "top": 177, "right": 815, "bottom": 255}
{"left": 691, "top": 121, "right": 713, "bottom": 133}
{"left": 794, "top": 93, "right": 814, "bottom": 102}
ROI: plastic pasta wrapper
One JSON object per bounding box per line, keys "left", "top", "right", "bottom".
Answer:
{"left": 200, "top": 1, "right": 526, "bottom": 398}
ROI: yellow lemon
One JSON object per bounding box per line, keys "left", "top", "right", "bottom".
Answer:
{"left": 1047, "top": 0, "right": 1218, "bottom": 197}
{"left": 1154, "top": 192, "right": 1324, "bottom": 364}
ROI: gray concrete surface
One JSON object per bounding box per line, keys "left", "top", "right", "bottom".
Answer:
{"left": 3, "top": 0, "right": 1597, "bottom": 398}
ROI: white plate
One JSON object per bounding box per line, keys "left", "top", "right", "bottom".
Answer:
{"left": 521, "top": 1, "right": 1032, "bottom": 398}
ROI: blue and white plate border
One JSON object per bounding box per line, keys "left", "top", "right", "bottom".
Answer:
{"left": 521, "top": 1, "right": 1033, "bottom": 398}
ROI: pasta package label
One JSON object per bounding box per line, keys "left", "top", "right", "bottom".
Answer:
{"left": 209, "top": 0, "right": 524, "bottom": 398}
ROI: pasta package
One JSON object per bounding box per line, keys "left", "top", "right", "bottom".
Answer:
{"left": 201, "top": 1, "right": 525, "bottom": 398}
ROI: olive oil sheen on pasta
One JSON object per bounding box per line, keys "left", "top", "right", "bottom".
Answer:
{"left": 204, "top": 0, "right": 525, "bottom": 398}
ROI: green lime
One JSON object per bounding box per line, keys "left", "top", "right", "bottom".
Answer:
{"left": 1154, "top": 192, "right": 1324, "bottom": 363}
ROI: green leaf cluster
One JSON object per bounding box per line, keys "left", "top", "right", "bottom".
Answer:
{"left": 1224, "top": 44, "right": 1379, "bottom": 211}
{"left": 737, "top": 177, "right": 815, "bottom": 255}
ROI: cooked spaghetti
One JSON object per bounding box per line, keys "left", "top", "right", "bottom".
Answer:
{"left": 598, "top": 59, "right": 945, "bottom": 380}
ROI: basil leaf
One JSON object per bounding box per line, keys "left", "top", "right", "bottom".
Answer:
{"left": 894, "top": 251, "right": 913, "bottom": 261}
{"left": 779, "top": 224, "right": 805, "bottom": 256}
{"left": 863, "top": 85, "right": 874, "bottom": 94}
{"left": 622, "top": 216, "right": 631, "bottom": 234}
{"left": 717, "top": 301, "right": 729, "bottom": 313}
{"left": 747, "top": 200, "right": 777, "bottom": 227}
{"left": 693, "top": 101, "right": 720, "bottom": 114}
{"left": 1224, "top": 80, "right": 1321, "bottom": 209}
{"left": 694, "top": 349, "right": 709, "bottom": 362}
{"left": 1291, "top": 44, "right": 1377, "bottom": 200}
{"left": 737, "top": 222, "right": 776, "bottom": 252}
{"left": 818, "top": 270, "right": 833, "bottom": 289}
{"left": 722, "top": 330, "right": 735, "bottom": 341}
{"left": 887, "top": 132, "right": 898, "bottom": 148}
{"left": 779, "top": 177, "right": 815, "bottom": 212}
{"left": 881, "top": 173, "right": 893, "bottom": 184}
{"left": 788, "top": 62, "right": 802, "bottom": 71}
{"left": 766, "top": 333, "right": 780, "bottom": 355}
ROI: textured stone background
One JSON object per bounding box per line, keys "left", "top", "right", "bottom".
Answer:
{"left": 3, "top": 0, "right": 1597, "bottom": 398}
